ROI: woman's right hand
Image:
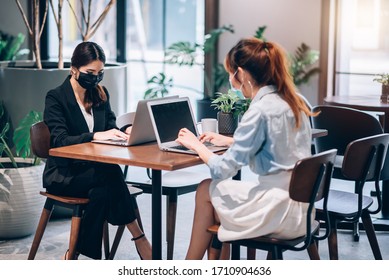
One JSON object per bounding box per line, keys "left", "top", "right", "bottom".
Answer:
{"left": 93, "top": 128, "right": 129, "bottom": 141}
{"left": 199, "top": 132, "right": 234, "bottom": 147}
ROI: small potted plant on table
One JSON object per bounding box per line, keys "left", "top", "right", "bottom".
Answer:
{"left": 373, "top": 73, "right": 389, "bottom": 103}
{"left": 211, "top": 90, "right": 251, "bottom": 135}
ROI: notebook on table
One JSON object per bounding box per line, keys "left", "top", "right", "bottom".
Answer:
{"left": 92, "top": 95, "right": 178, "bottom": 146}
{"left": 147, "top": 97, "right": 228, "bottom": 155}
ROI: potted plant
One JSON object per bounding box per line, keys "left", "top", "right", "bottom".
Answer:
{"left": 1, "top": 0, "right": 125, "bottom": 128}
{"left": 373, "top": 73, "right": 389, "bottom": 103}
{"left": 289, "top": 43, "right": 320, "bottom": 87}
{"left": 0, "top": 31, "right": 28, "bottom": 61}
{"left": 211, "top": 90, "right": 251, "bottom": 135}
{"left": 0, "top": 101, "right": 45, "bottom": 238}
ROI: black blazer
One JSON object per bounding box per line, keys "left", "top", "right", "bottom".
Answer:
{"left": 43, "top": 76, "right": 117, "bottom": 188}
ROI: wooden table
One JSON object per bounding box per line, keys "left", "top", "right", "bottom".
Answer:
{"left": 50, "top": 142, "right": 205, "bottom": 260}
{"left": 49, "top": 129, "right": 327, "bottom": 259}
{"left": 325, "top": 95, "right": 389, "bottom": 223}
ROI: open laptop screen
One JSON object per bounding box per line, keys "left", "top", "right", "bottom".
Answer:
{"left": 149, "top": 99, "right": 197, "bottom": 142}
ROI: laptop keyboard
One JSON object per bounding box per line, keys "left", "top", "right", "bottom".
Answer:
{"left": 170, "top": 145, "right": 190, "bottom": 151}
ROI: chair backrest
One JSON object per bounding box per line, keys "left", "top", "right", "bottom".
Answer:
{"left": 342, "top": 134, "right": 389, "bottom": 182}
{"left": 289, "top": 149, "right": 337, "bottom": 246}
{"left": 30, "top": 121, "right": 50, "bottom": 159}
{"left": 290, "top": 149, "right": 336, "bottom": 204}
{"left": 116, "top": 112, "right": 135, "bottom": 130}
{"left": 312, "top": 105, "right": 383, "bottom": 155}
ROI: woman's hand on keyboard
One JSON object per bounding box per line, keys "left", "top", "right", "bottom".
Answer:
{"left": 199, "top": 132, "right": 233, "bottom": 147}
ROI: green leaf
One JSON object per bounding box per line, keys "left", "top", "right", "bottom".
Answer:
{"left": 144, "top": 73, "right": 174, "bottom": 99}
{"left": 214, "top": 63, "right": 229, "bottom": 91}
{"left": 13, "top": 110, "right": 42, "bottom": 159}
{"left": 165, "top": 41, "right": 199, "bottom": 66}
{"left": 254, "top": 25, "right": 267, "bottom": 40}
{"left": 289, "top": 43, "right": 320, "bottom": 86}
{"left": 203, "top": 25, "right": 234, "bottom": 53}
{"left": 211, "top": 90, "right": 240, "bottom": 113}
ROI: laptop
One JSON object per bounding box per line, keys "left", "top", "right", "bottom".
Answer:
{"left": 92, "top": 96, "right": 178, "bottom": 146}
{"left": 147, "top": 97, "right": 228, "bottom": 155}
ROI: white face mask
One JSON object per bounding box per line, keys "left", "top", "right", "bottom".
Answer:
{"left": 229, "top": 70, "right": 245, "bottom": 99}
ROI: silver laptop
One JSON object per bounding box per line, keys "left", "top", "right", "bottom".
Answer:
{"left": 147, "top": 97, "right": 228, "bottom": 155}
{"left": 92, "top": 96, "right": 178, "bottom": 146}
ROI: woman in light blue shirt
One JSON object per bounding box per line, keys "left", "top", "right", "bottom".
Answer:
{"left": 176, "top": 38, "right": 316, "bottom": 260}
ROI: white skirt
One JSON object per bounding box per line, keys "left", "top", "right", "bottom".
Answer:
{"left": 209, "top": 171, "right": 311, "bottom": 242}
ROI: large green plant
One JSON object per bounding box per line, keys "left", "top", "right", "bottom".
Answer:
{"left": 289, "top": 43, "right": 320, "bottom": 86}
{"left": 0, "top": 102, "right": 42, "bottom": 168}
{"left": 0, "top": 31, "right": 28, "bottom": 61}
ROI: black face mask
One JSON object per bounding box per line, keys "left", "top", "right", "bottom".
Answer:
{"left": 77, "top": 71, "right": 104, "bottom": 90}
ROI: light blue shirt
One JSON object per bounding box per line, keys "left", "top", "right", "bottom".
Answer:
{"left": 208, "top": 85, "right": 312, "bottom": 179}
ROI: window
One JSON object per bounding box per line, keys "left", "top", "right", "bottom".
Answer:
{"left": 125, "top": 0, "right": 205, "bottom": 112}
{"left": 47, "top": 0, "right": 206, "bottom": 114}
{"left": 334, "top": 0, "right": 389, "bottom": 96}
{"left": 48, "top": 0, "right": 117, "bottom": 61}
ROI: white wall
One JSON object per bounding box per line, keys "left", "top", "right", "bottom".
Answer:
{"left": 218, "top": 0, "right": 322, "bottom": 105}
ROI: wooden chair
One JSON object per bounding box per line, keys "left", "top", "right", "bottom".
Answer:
{"left": 312, "top": 105, "right": 386, "bottom": 241}
{"left": 208, "top": 149, "right": 337, "bottom": 260}
{"left": 315, "top": 134, "right": 389, "bottom": 260}
{"left": 28, "top": 121, "right": 143, "bottom": 260}
{"left": 117, "top": 112, "right": 208, "bottom": 259}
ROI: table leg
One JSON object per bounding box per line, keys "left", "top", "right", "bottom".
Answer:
{"left": 381, "top": 113, "right": 389, "bottom": 217}
{"left": 151, "top": 169, "right": 162, "bottom": 260}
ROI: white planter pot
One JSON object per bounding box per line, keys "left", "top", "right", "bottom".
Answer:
{"left": 0, "top": 61, "right": 127, "bottom": 127}
{"left": 0, "top": 158, "right": 45, "bottom": 239}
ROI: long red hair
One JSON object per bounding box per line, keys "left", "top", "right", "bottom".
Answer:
{"left": 224, "top": 38, "right": 316, "bottom": 128}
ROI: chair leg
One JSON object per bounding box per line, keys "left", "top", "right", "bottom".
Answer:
{"left": 247, "top": 247, "right": 256, "bottom": 260}
{"left": 28, "top": 206, "right": 53, "bottom": 260}
{"left": 166, "top": 193, "right": 178, "bottom": 260}
{"left": 231, "top": 243, "right": 241, "bottom": 260}
{"left": 307, "top": 242, "right": 320, "bottom": 260}
{"left": 361, "top": 211, "right": 382, "bottom": 260}
{"left": 67, "top": 216, "right": 82, "bottom": 260}
{"left": 67, "top": 205, "right": 84, "bottom": 260}
{"left": 327, "top": 219, "right": 339, "bottom": 260}
{"left": 271, "top": 247, "right": 283, "bottom": 260}
{"left": 353, "top": 221, "right": 360, "bottom": 242}
{"left": 108, "top": 225, "right": 126, "bottom": 260}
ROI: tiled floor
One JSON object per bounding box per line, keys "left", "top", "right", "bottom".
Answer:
{"left": 1, "top": 165, "right": 389, "bottom": 260}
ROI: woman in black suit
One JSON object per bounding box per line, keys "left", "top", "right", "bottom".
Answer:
{"left": 43, "top": 42, "right": 151, "bottom": 260}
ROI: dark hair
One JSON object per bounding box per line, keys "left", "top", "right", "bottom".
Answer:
{"left": 224, "top": 38, "right": 316, "bottom": 128}
{"left": 71, "top": 41, "right": 106, "bottom": 68}
{"left": 71, "top": 41, "right": 107, "bottom": 112}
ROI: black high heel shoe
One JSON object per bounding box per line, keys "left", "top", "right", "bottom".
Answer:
{"left": 131, "top": 233, "right": 145, "bottom": 260}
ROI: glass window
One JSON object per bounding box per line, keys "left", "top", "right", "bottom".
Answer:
{"left": 48, "top": 0, "right": 117, "bottom": 61}
{"left": 126, "top": 0, "right": 205, "bottom": 112}
{"left": 335, "top": 0, "right": 389, "bottom": 96}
